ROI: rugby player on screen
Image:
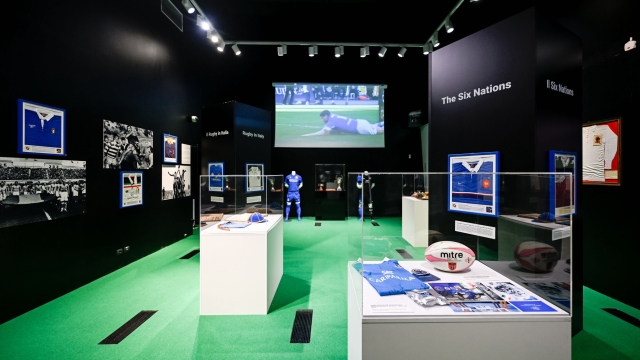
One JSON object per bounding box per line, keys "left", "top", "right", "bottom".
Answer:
{"left": 301, "top": 110, "right": 384, "bottom": 136}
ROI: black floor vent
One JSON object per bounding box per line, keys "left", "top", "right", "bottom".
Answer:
{"left": 180, "top": 250, "right": 200, "bottom": 259}
{"left": 99, "top": 310, "right": 157, "bottom": 345}
{"left": 371, "top": 221, "right": 380, "bottom": 226}
{"left": 602, "top": 308, "right": 640, "bottom": 328}
{"left": 290, "top": 309, "right": 313, "bottom": 343}
{"left": 396, "top": 249, "right": 413, "bottom": 259}
{"left": 315, "top": 222, "right": 321, "bottom": 226}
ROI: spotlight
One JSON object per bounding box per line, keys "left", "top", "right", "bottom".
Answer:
{"left": 445, "top": 16, "right": 454, "bottom": 33}
{"left": 398, "top": 47, "right": 407, "bottom": 57}
{"left": 197, "top": 15, "right": 210, "bottom": 30}
{"left": 232, "top": 44, "right": 241, "bottom": 55}
{"left": 360, "top": 47, "right": 366, "bottom": 57}
{"left": 335, "top": 46, "right": 341, "bottom": 57}
{"left": 217, "top": 40, "right": 225, "bottom": 52}
{"left": 181, "top": 0, "right": 195, "bottom": 14}
{"left": 340, "top": 45, "right": 344, "bottom": 55}
{"left": 364, "top": 46, "right": 370, "bottom": 56}
{"left": 313, "top": 45, "right": 318, "bottom": 54}
{"left": 277, "top": 45, "right": 287, "bottom": 56}
{"left": 423, "top": 43, "right": 433, "bottom": 55}
{"left": 431, "top": 32, "right": 440, "bottom": 47}
{"left": 309, "top": 46, "right": 315, "bottom": 57}
{"left": 206, "top": 29, "right": 219, "bottom": 43}
{"left": 378, "top": 46, "right": 387, "bottom": 57}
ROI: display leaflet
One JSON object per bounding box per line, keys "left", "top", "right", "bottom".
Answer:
{"left": 361, "top": 260, "right": 429, "bottom": 296}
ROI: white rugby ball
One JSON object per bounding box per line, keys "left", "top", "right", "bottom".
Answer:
{"left": 425, "top": 241, "right": 476, "bottom": 272}
{"left": 514, "top": 241, "right": 559, "bottom": 273}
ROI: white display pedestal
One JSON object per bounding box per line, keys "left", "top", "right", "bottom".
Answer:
{"left": 200, "top": 215, "right": 283, "bottom": 315}
{"left": 348, "top": 260, "right": 571, "bottom": 360}
{"left": 401, "top": 197, "right": 430, "bottom": 247}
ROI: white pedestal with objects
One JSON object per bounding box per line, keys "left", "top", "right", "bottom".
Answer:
{"left": 347, "top": 260, "right": 571, "bottom": 360}
{"left": 200, "top": 215, "right": 283, "bottom": 315}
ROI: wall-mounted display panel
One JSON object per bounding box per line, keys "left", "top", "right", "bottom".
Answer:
{"left": 17, "top": 99, "right": 66, "bottom": 157}
{"left": 0, "top": 157, "right": 86, "bottom": 229}
{"left": 162, "top": 165, "right": 191, "bottom": 200}
{"left": 120, "top": 171, "right": 143, "bottom": 208}
{"left": 582, "top": 117, "right": 621, "bottom": 186}
{"left": 549, "top": 150, "right": 576, "bottom": 217}
{"left": 273, "top": 83, "right": 385, "bottom": 148}
{"left": 103, "top": 120, "right": 153, "bottom": 169}
{"left": 448, "top": 152, "right": 500, "bottom": 217}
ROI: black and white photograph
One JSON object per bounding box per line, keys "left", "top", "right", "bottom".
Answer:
{"left": 0, "top": 157, "right": 86, "bottom": 229}
{"left": 103, "top": 120, "right": 154, "bottom": 170}
{"left": 162, "top": 165, "right": 191, "bottom": 200}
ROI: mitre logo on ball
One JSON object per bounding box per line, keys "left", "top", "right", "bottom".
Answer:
{"left": 425, "top": 241, "right": 475, "bottom": 272}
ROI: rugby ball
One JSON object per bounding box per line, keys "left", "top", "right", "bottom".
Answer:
{"left": 425, "top": 241, "right": 475, "bottom": 272}
{"left": 514, "top": 241, "right": 559, "bottom": 273}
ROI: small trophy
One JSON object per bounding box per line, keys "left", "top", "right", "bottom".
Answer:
{"left": 336, "top": 175, "right": 343, "bottom": 191}
{"left": 268, "top": 177, "right": 275, "bottom": 192}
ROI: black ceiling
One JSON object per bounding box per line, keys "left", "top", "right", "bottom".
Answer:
{"left": 190, "top": 0, "right": 638, "bottom": 64}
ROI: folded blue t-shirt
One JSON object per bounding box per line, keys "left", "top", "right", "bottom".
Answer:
{"left": 361, "top": 260, "right": 429, "bottom": 296}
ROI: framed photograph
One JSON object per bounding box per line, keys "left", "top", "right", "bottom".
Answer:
{"left": 448, "top": 151, "right": 500, "bottom": 217}
{"left": 163, "top": 134, "right": 178, "bottom": 163}
{"left": 582, "top": 117, "right": 621, "bottom": 186}
{"left": 549, "top": 151, "right": 577, "bottom": 217}
{"left": 245, "top": 163, "right": 264, "bottom": 193}
{"left": 208, "top": 162, "right": 224, "bottom": 192}
{"left": 120, "top": 172, "right": 143, "bottom": 208}
{"left": 18, "top": 99, "right": 66, "bottom": 156}
{"left": 103, "top": 120, "right": 153, "bottom": 169}
{"left": 162, "top": 165, "right": 191, "bottom": 200}
{"left": 181, "top": 143, "right": 191, "bottom": 165}
{"left": 0, "top": 157, "right": 86, "bottom": 229}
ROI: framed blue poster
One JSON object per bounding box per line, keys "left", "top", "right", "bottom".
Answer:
{"left": 163, "top": 133, "right": 178, "bottom": 163}
{"left": 245, "top": 163, "right": 264, "bottom": 193}
{"left": 17, "top": 99, "right": 66, "bottom": 156}
{"left": 549, "top": 150, "right": 577, "bottom": 217}
{"left": 120, "top": 171, "right": 143, "bottom": 208}
{"left": 448, "top": 151, "right": 500, "bottom": 217}
{"left": 208, "top": 162, "right": 224, "bottom": 192}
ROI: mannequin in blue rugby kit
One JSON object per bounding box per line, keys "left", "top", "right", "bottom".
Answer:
{"left": 284, "top": 171, "right": 303, "bottom": 221}
{"left": 356, "top": 171, "right": 374, "bottom": 221}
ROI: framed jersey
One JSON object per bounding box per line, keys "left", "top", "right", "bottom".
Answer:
{"left": 448, "top": 151, "right": 500, "bottom": 217}
{"left": 582, "top": 117, "right": 621, "bottom": 186}
{"left": 18, "top": 99, "right": 66, "bottom": 156}
{"left": 245, "top": 163, "right": 264, "bottom": 192}
{"left": 163, "top": 133, "right": 178, "bottom": 163}
{"left": 120, "top": 171, "right": 143, "bottom": 208}
{"left": 549, "top": 150, "right": 577, "bottom": 217}
{"left": 208, "top": 162, "right": 224, "bottom": 192}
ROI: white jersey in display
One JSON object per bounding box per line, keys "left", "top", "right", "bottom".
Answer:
{"left": 248, "top": 166, "right": 261, "bottom": 188}
{"left": 595, "top": 124, "right": 618, "bottom": 169}
{"left": 582, "top": 125, "right": 605, "bottom": 182}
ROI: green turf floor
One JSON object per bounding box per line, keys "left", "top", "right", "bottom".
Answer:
{"left": 0, "top": 218, "right": 639, "bottom": 359}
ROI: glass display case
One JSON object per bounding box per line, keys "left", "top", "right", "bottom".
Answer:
{"left": 315, "top": 164, "right": 346, "bottom": 220}
{"left": 347, "top": 172, "right": 572, "bottom": 359}
{"left": 199, "top": 175, "right": 284, "bottom": 316}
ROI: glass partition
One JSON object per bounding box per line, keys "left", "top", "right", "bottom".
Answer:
{"left": 348, "top": 172, "right": 572, "bottom": 318}
{"left": 199, "top": 175, "right": 284, "bottom": 233}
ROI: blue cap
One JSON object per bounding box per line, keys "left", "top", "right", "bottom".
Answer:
{"left": 249, "top": 212, "right": 268, "bottom": 223}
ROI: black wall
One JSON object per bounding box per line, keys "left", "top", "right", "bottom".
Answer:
{"left": 0, "top": 0, "right": 210, "bottom": 324}
{"left": 582, "top": 50, "right": 638, "bottom": 309}
{"left": 428, "top": 8, "right": 583, "bottom": 333}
